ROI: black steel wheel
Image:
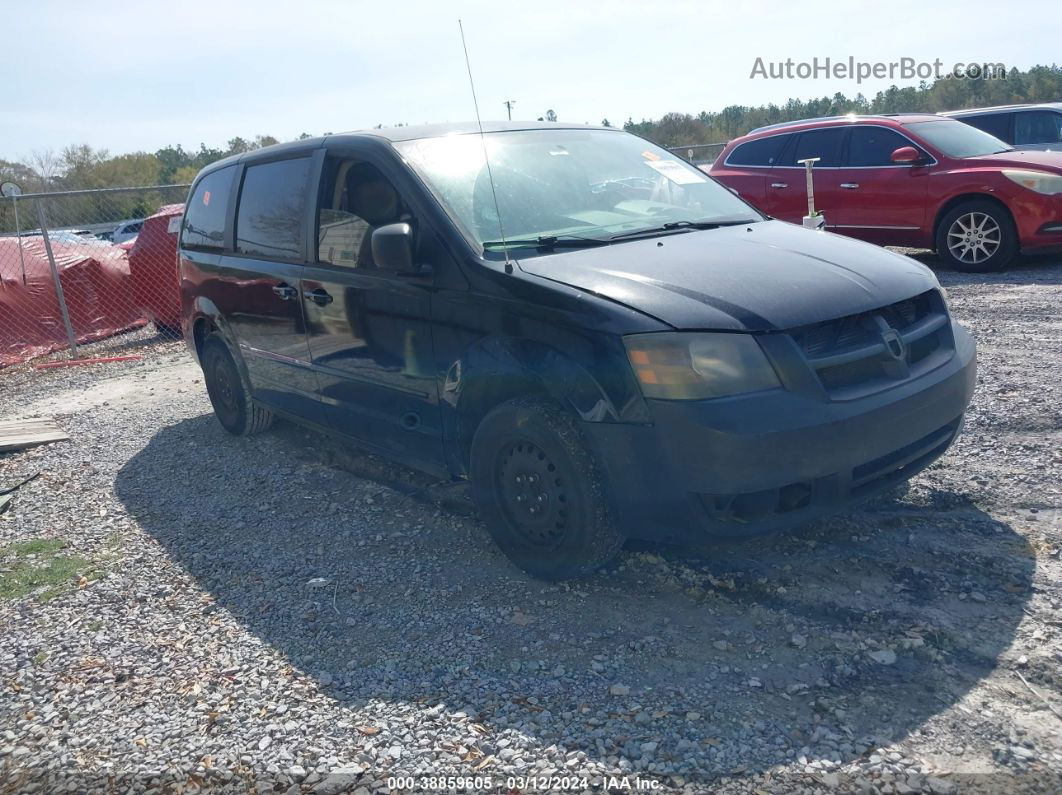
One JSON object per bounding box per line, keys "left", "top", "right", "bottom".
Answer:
{"left": 470, "top": 396, "right": 623, "bottom": 580}
{"left": 201, "top": 334, "right": 273, "bottom": 436}
{"left": 497, "top": 439, "right": 571, "bottom": 549}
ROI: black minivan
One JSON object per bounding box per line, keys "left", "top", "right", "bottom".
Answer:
{"left": 179, "top": 122, "right": 976, "bottom": 580}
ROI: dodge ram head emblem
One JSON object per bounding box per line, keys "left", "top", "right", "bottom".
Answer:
{"left": 880, "top": 328, "right": 906, "bottom": 361}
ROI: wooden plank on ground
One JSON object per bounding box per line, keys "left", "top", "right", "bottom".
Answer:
{"left": 0, "top": 418, "right": 69, "bottom": 452}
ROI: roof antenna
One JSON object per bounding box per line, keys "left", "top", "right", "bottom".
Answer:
{"left": 459, "top": 19, "right": 512, "bottom": 273}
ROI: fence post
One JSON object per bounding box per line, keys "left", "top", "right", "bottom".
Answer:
{"left": 12, "top": 196, "right": 27, "bottom": 285}
{"left": 34, "top": 198, "right": 79, "bottom": 359}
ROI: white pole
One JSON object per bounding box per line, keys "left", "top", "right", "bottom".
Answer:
{"left": 797, "top": 157, "right": 825, "bottom": 230}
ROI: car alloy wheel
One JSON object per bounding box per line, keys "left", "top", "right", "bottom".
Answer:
{"left": 946, "top": 211, "right": 1001, "bottom": 266}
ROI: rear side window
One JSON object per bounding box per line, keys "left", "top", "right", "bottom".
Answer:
{"left": 235, "top": 158, "right": 312, "bottom": 259}
{"left": 784, "top": 128, "right": 846, "bottom": 167}
{"left": 962, "top": 113, "right": 1012, "bottom": 142}
{"left": 846, "top": 126, "right": 917, "bottom": 167}
{"left": 1014, "top": 111, "right": 1062, "bottom": 145}
{"left": 726, "top": 135, "right": 787, "bottom": 167}
{"left": 182, "top": 166, "right": 235, "bottom": 250}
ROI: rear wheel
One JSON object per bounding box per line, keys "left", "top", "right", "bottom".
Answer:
{"left": 470, "top": 396, "right": 623, "bottom": 580}
{"left": 201, "top": 334, "right": 273, "bottom": 436}
{"left": 935, "top": 201, "right": 1017, "bottom": 272}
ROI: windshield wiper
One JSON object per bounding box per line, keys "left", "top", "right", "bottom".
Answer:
{"left": 610, "top": 217, "right": 758, "bottom": 241}
{"left": 482, "top": 235, "right": 610, "bottom": 251}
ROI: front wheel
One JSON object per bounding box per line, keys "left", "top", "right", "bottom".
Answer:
{"left": 935, "top": 201, "right": 1017, "bottom": 273}
{"left": 201, "top": 334, "right": 273, "bottom": 436}
{"left": 470, "top": 397, "right": 624, "bottom": 580}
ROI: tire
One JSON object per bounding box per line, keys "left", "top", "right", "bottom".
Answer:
{"left": 201, "top": 334, "right": 273, "bottom": 436}
{"left": 470, "top": 396, "right": 624, "bottom": 580}
{"left": 935, "top": 200, "right": 1017, "bottom": 273}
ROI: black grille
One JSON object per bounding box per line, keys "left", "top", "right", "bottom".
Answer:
{"left": 790, "top": 291, "right": 953, "bottom": 399}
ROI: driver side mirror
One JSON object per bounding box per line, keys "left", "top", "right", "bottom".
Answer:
{"left": 891, "top": 146, "right": 925, "bottom": 165}
{"left": 371, "top": 222, "right": 415, "bottom": 272}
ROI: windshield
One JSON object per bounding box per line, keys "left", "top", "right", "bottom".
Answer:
{"left": 904, "top": 119, "right": 1013, "bottom": 158}
{"left": 395, "top": 129, "right": 761, "bottom": 254}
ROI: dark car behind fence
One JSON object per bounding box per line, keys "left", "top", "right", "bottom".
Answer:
{"left": 0, "top": 185, "right": 188, "bottom": 367}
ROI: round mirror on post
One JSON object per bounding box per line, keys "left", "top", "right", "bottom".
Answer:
{"left": 0, "top": 181, "right": 23, "bottom": 198}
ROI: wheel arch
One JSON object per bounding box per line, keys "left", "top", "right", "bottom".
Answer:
{"left": 444, "top": 336, "right": 648, "bottom": 475}
{"left": 188, "top": 297, "right": 247, "bottom": 382}
{"left": 932, "top": 192, "right": 1015, "bottom": 242}
{"left": 192, "top": 315, "right": 215, "bottom": 360}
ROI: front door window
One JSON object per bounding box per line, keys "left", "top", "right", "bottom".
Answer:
{"left": 1015, "top": 111, "right": 1062, "bottom": 147}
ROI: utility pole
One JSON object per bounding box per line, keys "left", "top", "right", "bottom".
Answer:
{"left": 503, "top": 100, "right": 516, "bottom": 120}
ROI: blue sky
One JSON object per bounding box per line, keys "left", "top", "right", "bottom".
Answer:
{"left": 4, "top": 0, "right": 1059, "bottom": 159}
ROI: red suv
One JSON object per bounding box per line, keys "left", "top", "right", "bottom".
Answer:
{"left": 710, "top": 114, "right": 1062, "bottom": 272}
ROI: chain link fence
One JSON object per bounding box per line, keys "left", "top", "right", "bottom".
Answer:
{"left": 667, "top": 142, "right": 727, "bottom": 166}
{"left": 0, "top": 184, "right": 189, "bottom": 368}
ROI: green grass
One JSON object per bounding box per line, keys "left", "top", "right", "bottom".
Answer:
{"left": 0, "top": 537, "right": 90, "bottom": 601}
{"left": 7, "top": 538, "right": 66, "bottom": 557}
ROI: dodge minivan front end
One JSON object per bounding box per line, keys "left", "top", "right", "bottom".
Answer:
{"left": 587, "top": 289, "right": 975, "bottom": 541}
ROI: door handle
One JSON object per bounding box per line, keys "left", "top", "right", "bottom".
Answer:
{"left": 840, "top": 183, "right": 860, "bottom": 189}
{"left": 304, "top": 288, "right": 334, "bottom": 306}
{"left": 272, "top": 283, "right": 298, "bottom": 300}
{"left": 770, "top": 182, "right": 788, "bottom": 189}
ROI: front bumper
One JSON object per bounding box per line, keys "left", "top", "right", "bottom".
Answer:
{"left": 583, "top": 321, "right": 976, "bottom": 541}
{"left": 1014, "top": 192, "right": 1062, "bottom": 255}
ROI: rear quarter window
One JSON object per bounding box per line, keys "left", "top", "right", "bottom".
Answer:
{"left": 726, "top": 135, "right": 788, "bottom": 167}
{"left": 181, "top": 166, "right": 236, "bottom": 250}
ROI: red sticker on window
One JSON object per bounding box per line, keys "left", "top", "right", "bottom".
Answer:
{"left": 203, "top": 190, "right": 211, "bottom": 206}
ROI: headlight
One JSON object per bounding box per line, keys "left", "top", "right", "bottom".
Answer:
{"left": 624, "top": 332, "right": 781, "bottom": 400}
{"left": 1002, "top": 169, "right": 1062, "bottom": 196}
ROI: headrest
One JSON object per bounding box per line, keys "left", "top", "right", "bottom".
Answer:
{"left": 346, "top": 163, "right": 401, "bottom": 226}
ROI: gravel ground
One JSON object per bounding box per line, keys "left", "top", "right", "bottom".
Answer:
{"left": 2, "top": 254, "right": 1062, "bottom": 794}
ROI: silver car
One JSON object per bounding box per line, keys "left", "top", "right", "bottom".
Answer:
{"left": 111, "top": 218, "right": 145, "bottom": 244}
{"left": 943, "top": 103, "right": 1062, "bottom": 152}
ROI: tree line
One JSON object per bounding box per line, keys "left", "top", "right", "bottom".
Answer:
{"left": 623, "top": 64, "right": 1062, "bottom": 147}
{"left": 0, "top": 134, "right": 313, "bottom": 196}
{"left": 2, "top": 64, "right": 1060, "bottom": 198}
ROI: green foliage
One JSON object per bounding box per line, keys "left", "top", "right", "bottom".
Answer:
{"left": 625, "top": 64, "right": 1062, "bottom": 147}
{"left": 0, "top": 134, "right": 315, "bottom": 231}
{"left": 1, "top": 132, "right": 302, "bottom": 199}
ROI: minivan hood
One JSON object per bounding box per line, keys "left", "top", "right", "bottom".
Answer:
{"left": 516, "top": 220, "right": 938, "bottom": 331}
{"left": 966, "top": 149, "right": 1062, "bottom": 173}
